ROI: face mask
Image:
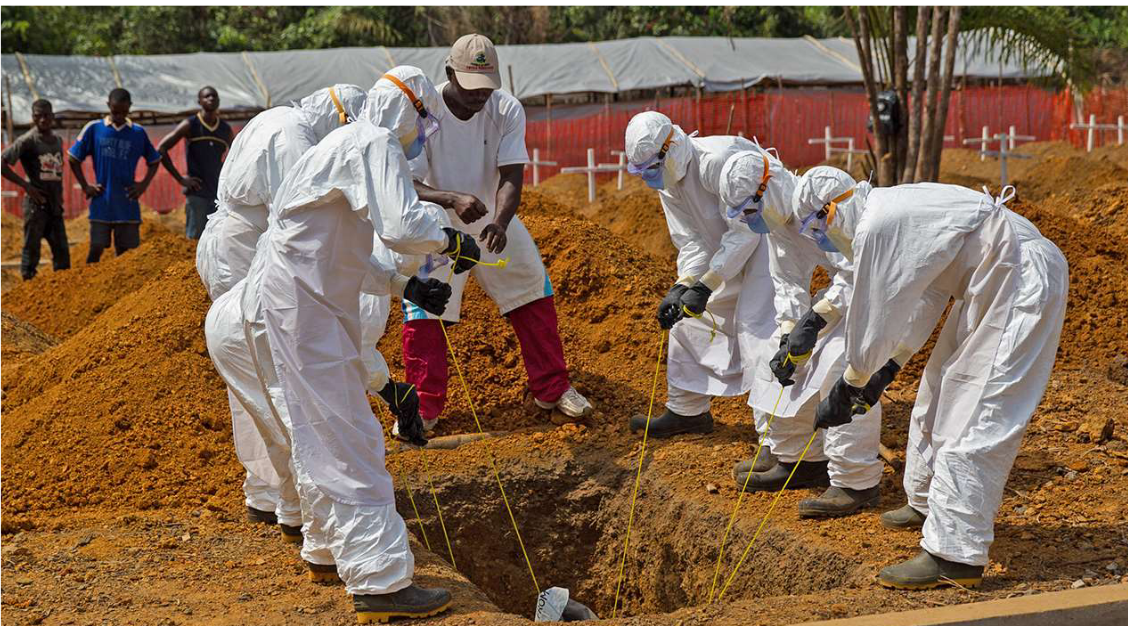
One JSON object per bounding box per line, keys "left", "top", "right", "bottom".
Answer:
{"left": 799, "top": 188, "right": 855, "bottom": 258}
{"left": 724, "top": 153, "right": 775, "bottom": 233}
{"left": 825, "top": 228, "right": 854, "bottom": 261}
{"left": 628, "top": 128, "right": 674, "bottom": 191}
{"left": 383, "top": 73, "right": 440, "bottom": 160}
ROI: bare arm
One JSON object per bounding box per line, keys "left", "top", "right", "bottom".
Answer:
{"left": 128, "top": 159, "right": 162, "bottom": 200}
{"left": 1, "top": 159, "right": 45, "bottom": 204}
{"left": 480, "top": 164, "right": 524, "bottom": 253}
{"left": 413, "top": 179, "right": 488, "bottom": 224}
{"left": 157, "top": 119, "right": 200, "bottom": 191}
{"left": 68, "top": 155, "right": 102, "bottom": 198}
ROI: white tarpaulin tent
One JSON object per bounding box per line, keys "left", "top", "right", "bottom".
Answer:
{"left": 2, "top": 32, "right": 1049, "bottom": 125}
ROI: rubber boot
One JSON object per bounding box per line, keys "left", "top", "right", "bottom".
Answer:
{"left": 735, "top": 459, "right": 829, "bottom": 492}
{"left": 880, "top": 504, "right": 927, "bottom": 530}
{"left": 279, "top": 523, "right": 303, "bottom": 544}
{"left": 354, "top": 584, "right": 452, "bottom": 623}
{"left": 797, "top": 485, "right": 880, "bottom": 518}
{"left": 246, "top": 506, "right": 278, "bottom": 525}
{"left": 731, "top": 445, "right": 778, "bottom": 479}
{"left": 629, "top": 409, "right": 713, "bottom": 439}
{"left": 306, "top": 561, "right": 341, "bottom": 585}
{"left": 878, "top": 550, "right": 984, "bottom": 590}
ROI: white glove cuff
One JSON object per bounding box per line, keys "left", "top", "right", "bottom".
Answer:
{"left": 891, "top": 344, "right": 915, "bottom": 367}
{"left": 843, "top": 364, "right": 871, "bottom": 387}
{"left": 780, "top": 320, "right": 796, "bottom": 335}
{"left": 676, "top": 275, "right": 697, "bottom": 288}
{"left": 391, "top": 274, "right": 411, "bottom": 298}
{"left": 699, "top": 269, "right": 724, "bottom": 292}
{"left": 812, "top": 297, "right": 840, "bottom": 323}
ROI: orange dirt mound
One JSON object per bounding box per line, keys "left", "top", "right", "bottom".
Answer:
{"left": 0, "top": 311, "right": 57, "bottom": 366}
{"left": 2, "top": 226, "right": 196, "bottom": 338}
{"left": 0, "top": 261, "right": 237, "bottom": 528}
{"left": 1014, "top": 153, "right": 1128, "bottom": 202}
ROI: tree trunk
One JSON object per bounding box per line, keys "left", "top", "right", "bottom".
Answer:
{"left": 847, "top": 8, "right": 895, "bottom": 187}
{"left": 902, "top": 8, "right": 929, "bottom": 183}
{"left": 927, "top": 6, "right": 962, "bottom": 180}
{"left": 914, "top": 6, "right": 946, "bottom": 182}
{"left": 893, "top": 7, "right": 909, "bottom": 183}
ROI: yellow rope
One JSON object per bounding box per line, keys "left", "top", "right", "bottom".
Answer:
{"left": 707, "top": 386, "right": 785, "bottom": 602}
{"left": 680, "top": 305, "right": 718, "bottom": 342}
{"left": 377, "top": 413, "right": 431, "bottom": 552}
{"left": 611, "top": 329, "right": 667, "bottom": 618}
{"left": 421, "top": 446, "right": 457, "bottom": 568}
{"left": 717, "top": 429, "right": 820, "bottom": 601}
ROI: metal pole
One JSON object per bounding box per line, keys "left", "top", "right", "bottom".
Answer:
{"left": 532, "top": 148, "right": 540, "bottom": 187}
{"left": 1087, "top": 113, "right": 1095, "bottom": 152}
{"left": 999, "top": 134, "right": 1009, "bottom": 188}
{"left": 586, "top": 148, "right": 596, "bottom": 204}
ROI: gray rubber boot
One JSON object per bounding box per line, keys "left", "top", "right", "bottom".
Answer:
{"left": 354, "top": 585, "right": 453, "bottom": 623}
{"left": 797, "top": 485, "right": 880, "bottom": 518}
{"left": 878, "top": 550, "right": 984, "bottom": 590}
{"left": 245, "top": 506, "right": 278, "bottom": 525}
{"left": 880, "top": 504, "right": 928, "bottom": 530}
{"left": 734, "top": 459, "right": 829, "bottom": 492}
{"left": 629, "top": 409, "right": 713, "bottom": 439}
{"left": 731, "top": 445, "right": 778, "bottom": 478}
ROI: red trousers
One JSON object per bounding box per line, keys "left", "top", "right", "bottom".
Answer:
{"left": 402, "top": 296, "right": 570, "bottom": 421}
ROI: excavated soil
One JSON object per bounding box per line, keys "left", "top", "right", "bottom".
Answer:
{"left": 3, "top": 144, "right": 1128, "bottom": 626}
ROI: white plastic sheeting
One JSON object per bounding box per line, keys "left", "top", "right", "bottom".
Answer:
{"left": 2, "top": 32, "right": 1050, "bottom": 125}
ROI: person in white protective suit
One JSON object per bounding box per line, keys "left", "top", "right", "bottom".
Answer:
{"left": 196, "top": 84, "right": 367, "bottom": 300}
{"left": 716, "top": 152, "right": 883, "bottom": 514}
{"left": 403, "top": 34, "right": 593, "bottom": 433}
{"left": 250, "top": 67, "right": 472, "bottom": 621}
{"left": 793, "top": 166, "right": 1068, "bottom": 589}
{"left": 622, "top": 111, "right": 780, "bottom": 451}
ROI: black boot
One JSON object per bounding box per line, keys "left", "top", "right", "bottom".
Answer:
{"left": 734, "top": 459, "right": 829, "bottom": 492}
{"left": 306, "top": 561, "right": 341, "bottom": 584}
{"left": 628, "top": 409, "right": 713, "bottom": 439}
{"left": 279, "top": 523, "right": 303, "bottom": 544}
{"left": 878, "top": 550, "right": 984, "bottom": 590}
{"left": 880, "top": 504, "right": 927, "bottom": 530}
{"left": 797, "top": 485, "right": 880, "bottom": 518}
{"left": 731, "top": 445, "right": 778, "bottom": 478}
{"left": 354, "top": 584, "right": 453, "bottom": 623}
{"left": 245, "top": 506, "right": 277, "bottom": 525}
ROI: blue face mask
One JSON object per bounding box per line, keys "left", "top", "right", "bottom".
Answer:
{"left": 726, "top": 197, "right": 771, "bottom": 234}
{"left": 404, "top": 132, "right": 426, "bottom": 160}
{"left": 629, "top": 129, "right": 674, "bottom": 191}
{"left": 642, "top": 166, "right": 665, "bottom": 190}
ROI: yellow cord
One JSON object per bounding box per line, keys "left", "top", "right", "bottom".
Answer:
{"left": 717, "top": 429, "right": 820, "bottom": 601}
{"left": 421, "top": 446, "right": 457, "bottom": 568}
{"left": 707, "top": 386, "right": 785, "bottom": 602}
{"left": 377, "top": 412, "right": 431, "bottom": 551}
{"left": 439, "top": 313, "right": 541, "bottom": 595}
{"left": 611, "top": 329, "right": 667, "bottom": 618}
{"left": 681, "top": 305, "right": 718, "bottom": 343}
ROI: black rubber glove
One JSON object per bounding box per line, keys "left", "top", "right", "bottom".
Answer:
{"left": 768, "top": 334, "right": 797, "bottom": 386}
{"left": 787, "top": 308, "right": 828, "bottom": 358}
{"left": 815, "top": 377, "right": 859, "bottom": 430}
{"left": 442, "top": 227, "right": 480, "bottom": 274}
{"left": 657, "top": 284, "right": 689, "bottom": 330}
{"left": 679, "top": 280, "right": 712, "bottom": 316}
{"left": 378, "top": 380, "right": 427, "bottom": 447}
{"left": 403, "top": 277, "right": 452, "bottom": 316}
{"left": 854, "top": 359, "right": 901, "bottom": 412}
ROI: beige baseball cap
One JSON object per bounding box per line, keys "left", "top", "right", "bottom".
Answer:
{"left": 448, "top": 33, "right": 501, "bottom": 91}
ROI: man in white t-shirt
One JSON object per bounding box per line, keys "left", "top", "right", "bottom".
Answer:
{"left": 404, "top": 33, "right": 593, "bottom": 431}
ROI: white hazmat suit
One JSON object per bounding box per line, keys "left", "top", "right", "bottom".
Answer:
{"left": 718, "top": 152, "right": 881, "bottom": 489}
{"left": 625, "top": 113, "right": 777, "bottom": 426}
{"left": 253, "top": 115, "right": 449, "bottom": 594}
{"left": 197, "top": 85, "right": 367, "bottom": 300}
{"left": 793, "top": 170, "right": 1068, "bottom": 567}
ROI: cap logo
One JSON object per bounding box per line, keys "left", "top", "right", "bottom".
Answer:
{"left": 469, "top": 51, "right": 495, "bottom": 71}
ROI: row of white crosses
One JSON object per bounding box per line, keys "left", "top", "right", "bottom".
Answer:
{"left": 1070, "top": 114, "right": 1126, "bottom": 153}
{"left": 558, "top": 148, "right": 630, "bottom": 203}
{"left": 807, "top": 126, "right": 868, "bottom": 171}
{"left": 963, "top": 126, "right": 1036, "bottom": 187}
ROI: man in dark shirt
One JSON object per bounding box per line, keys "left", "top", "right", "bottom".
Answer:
{"left": 157, "top": 86, "right": 234, "bottom": 239}
{"left": 2, "top": 99, "right": 70, "bottom": 280}
{"left": 68, "top": 88, "right": 162, "bottom": 262}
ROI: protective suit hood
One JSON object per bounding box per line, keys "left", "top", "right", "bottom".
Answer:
{"left": 362, "top": 65, "right": 444, "bottom": 137}
{"left": 625, "top": 111, "right": 694, "bottom": 185}
{"left": 296, "top": 84, "right": 367, "bottom": 142}
{"left": 718, "top": 148, "right": 796, "bottom": 233}
{"left": 792, "top": 166, "right": 870, "bottom": 257}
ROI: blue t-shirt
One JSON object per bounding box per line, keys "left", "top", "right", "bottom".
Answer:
{"left": 68, "top": 117, "right": 161, "bottom": 222}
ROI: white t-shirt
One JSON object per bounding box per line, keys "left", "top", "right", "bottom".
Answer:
{"left": 410, "top": 83, "right": 529, "bottom": 235}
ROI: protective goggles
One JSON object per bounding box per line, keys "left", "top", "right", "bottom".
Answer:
{"left": 626, "top": 129, "right": 675, "bottom": 183}
{"left": 725, "top": 153, "right": 773, "bottom": 234}
{"left": 382, "top": 73, "right": 440, "bottom": 139}
{"left": 799, "top": 188, "right": 854, "bottom": 253}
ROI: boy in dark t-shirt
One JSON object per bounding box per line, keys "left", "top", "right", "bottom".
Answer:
{"left": 1, "top": 99, "right": 70, "bottom": 280}
{"left": 157, "top": 86, "right": 233, "bottom": 239}
{"left": 67, "top": 88, "right": 162, "bottom": 263}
